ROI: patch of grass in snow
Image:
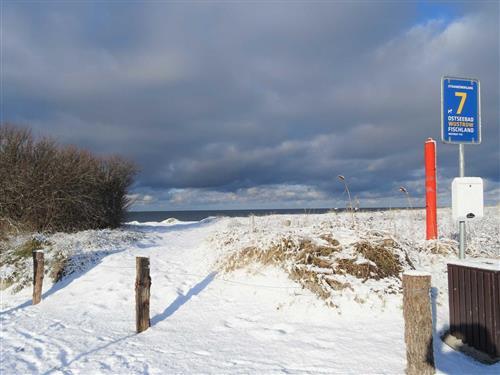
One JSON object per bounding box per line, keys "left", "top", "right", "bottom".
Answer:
{"left": 222, "top": 234, "right": 410, "bottom": 306}
{"left": 354, "top": 241, "right": 401, "bottom": 279}
{"left": 319, "top": 234, "right": 340, "bottom": 247}
{"left": 1, "top": 228, "right": 145, "bottom": 293}
{"left": 13, "top": 238, "right": 45, "bottom": 259}
{"left": 0, "top": 237, "right": 50, "bottom": 291}
{"left": 335, "top": 258, "right": 379, "bottom": 280}
{"left": 213, "top": 207, "right": 499, "bottom": 310}
{"left": 423, "top": 240, "right": 456, "bottom": 256}
{"left": 49, "top": 252, "right": 69, "bottom": 282}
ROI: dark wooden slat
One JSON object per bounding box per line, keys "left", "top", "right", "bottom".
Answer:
{"left": 458, "top": 267, "right": 466, "bottom": 341}
{"left": 448, "top": 263, "right": 499, "bottom": 359}
{"left": 464, "top": 268, "right": 472, "bottom": 343}
{"left": 448, "top": 265, "right": 455, "bottom": 335}
{"left": 477, "top": 270, "right": 486, "bottom": 352}
{"left": 465, "top": 268, "right": 473, "bottom": 344}
{"left": 494, "top": 272, "right": 500, "bottom": 357}
{"left": 483, "top": 271, "right": 494, "bottom": 356}
{"left": 470, "top": 269, "right": 480, "bottom": 350}
{"left": 453, "top": 265, "right": 461, "bottom": 339}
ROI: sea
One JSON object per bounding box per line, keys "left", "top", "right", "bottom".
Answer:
{"left": 125, "top": 208, "right": 392, "bottom": 223}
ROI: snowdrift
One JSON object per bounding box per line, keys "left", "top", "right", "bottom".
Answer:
{"left": 1, "top": 208, "right": 499, "bottom": 374}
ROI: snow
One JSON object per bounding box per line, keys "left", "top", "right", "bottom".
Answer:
{"left": 447, "top": 257, "right": 500, "bottom": 271}
{"left": 125, "top": 218, "right": 198, "bottom": 227}
{"left": 404, "top": 270, "right": 431, "bottom": 277}
{"left": 1, "top": 207, "right": 499, "bottom": 374}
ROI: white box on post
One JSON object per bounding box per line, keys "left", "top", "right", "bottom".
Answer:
{"left": 452, "top": 177, "right": 483, "bottom": 221}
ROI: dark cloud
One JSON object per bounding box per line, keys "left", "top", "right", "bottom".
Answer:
{"left": 2, "top": 1, "right": 498, "bottom": 209}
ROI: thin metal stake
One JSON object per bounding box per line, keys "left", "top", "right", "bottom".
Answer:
{"left": 458, "top": 144, "right": 465, "bottom": 259}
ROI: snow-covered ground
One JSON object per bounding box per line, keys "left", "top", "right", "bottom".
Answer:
{"left": 1, "top": 208, "right": 499, "bottom": 374}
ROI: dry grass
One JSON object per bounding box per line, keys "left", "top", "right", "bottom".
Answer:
{"left": 14, "top": 239, "right": 42, "bottom": 259}
{"left": 319, "top": 234, "right": 340, "bottom": 247}
{"left": 0, "top": 237, "right": 51, "bottom": 292}
{"left": 425, "top": 241, "right": 456, "bottom": 255}
{"left": 0, "top": 238, "right": 46, "bottom": 267}
{"left": 222, "top": 234, "right": 407, "bottom": 304}
{"left": 0, "top": 236, "right": 68, "bottom": 291}
{"left": 0, "top": 218, "right": 25, "bottom": 242}
{"left": 354, "top": 241, "right": 402, "bottom": 279}
{"left": 49, "top": 252, "right": 69, "bottom": 282}
{"left": 289, "top": 267, "right": 332, "bottom": 300}
{"left": 335, "top": 258, "right": 378, "bottom": 280}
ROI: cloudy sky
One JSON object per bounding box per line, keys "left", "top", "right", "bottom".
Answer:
{"left": 1, "top": 1, "right": 499, "bottom": 210}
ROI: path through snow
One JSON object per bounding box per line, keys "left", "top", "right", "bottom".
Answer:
{"left": 1, "top": 214, "right": 499, "bottom": 374}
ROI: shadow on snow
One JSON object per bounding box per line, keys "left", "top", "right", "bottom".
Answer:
{"left": 151, "top": 272, "right": 216, "bottom": 326}
{"left": 0, "top": 250, "right": 122, "bottom": 316}
{"left": 430, "top": 287, "right": 499, "bottom": 374}
{"left": 41, "top": 272, "right": 216, "bottom": 374}
{"left": 1, "top": 219, "right": 217, "bottom": 317}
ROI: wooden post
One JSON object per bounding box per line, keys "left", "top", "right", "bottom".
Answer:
{"left": 32, "top": 250, "right": 44, "bottom": 305}
{"left": 135, "top": 256, "right": 151, "bottom": 333}
{"left": 403, "top": 271, "right": 435, "bottom": 375}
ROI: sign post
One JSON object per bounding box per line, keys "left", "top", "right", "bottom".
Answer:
{"left": 441, "top": 76, "right": 481, "bottom": 259}
{"left": 458, "top": 144, "right": 465, "bottom": 259}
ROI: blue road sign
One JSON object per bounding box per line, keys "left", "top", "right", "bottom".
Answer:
{"left": 441, "top": 76, "right": 481, "bottom": 144}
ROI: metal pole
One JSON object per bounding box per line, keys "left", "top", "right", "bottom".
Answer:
{"left": 458, "top": 144, "right": 465, "bottom": 259}
{"left": 459, "top": 144, "right": 465, "bottom": 177}
{"left": 424, "top": 138, "right": 438, "bottom": 240}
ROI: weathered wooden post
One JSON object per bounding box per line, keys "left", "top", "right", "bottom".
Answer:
{"left": 403, "top": 271, "right": 435, "bottom": 374}
{"left": 32, "top": 250, "right": 44, "bottom": 305}
{"left": 135, "top": 256, "right": 151, "bottom": 333}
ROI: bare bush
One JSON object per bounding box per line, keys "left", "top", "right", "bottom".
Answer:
{"left": 0, "top": 124, "right": 137, "bottom": 232}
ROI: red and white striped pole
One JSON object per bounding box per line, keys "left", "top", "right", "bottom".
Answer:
{"left": 424, "top": 138, "right": 438, "bottom": 240}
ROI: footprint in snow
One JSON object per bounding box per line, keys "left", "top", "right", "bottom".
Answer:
{"left": 247, "top": 324, "right": 295, "bottom": 341}
{"left": 269, "top": 323, "right": 295, "bottom": 334}
{"left": 224, "top": 316, "right": 256, "bottom": 329}
{"left": 236, "top": 313, "right": 259, "bottom": 323}
{"left": 48, "top": 321, "right": 65, "bottom": 331}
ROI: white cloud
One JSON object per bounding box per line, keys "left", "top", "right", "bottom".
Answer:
{"left": 127, "top": 193, "right": 156, "bottom": 206}
{"left": 3, "top": 2, "right": 498, "bottom": 210}
{"left": 164, "top": 184, "right": 329, "bottom": 208}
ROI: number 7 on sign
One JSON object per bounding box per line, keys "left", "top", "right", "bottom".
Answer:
{"left": 455, "top": 92, "right": 467, "bottom": 114}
